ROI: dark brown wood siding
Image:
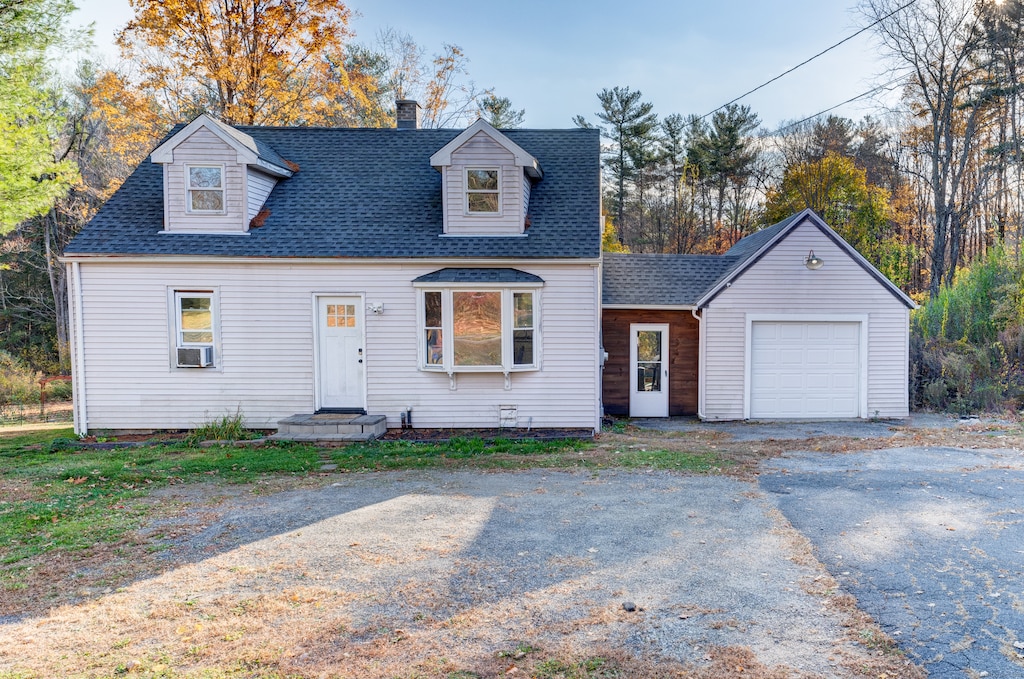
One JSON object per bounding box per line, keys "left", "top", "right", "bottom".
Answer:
{"left": 601, "top": 309, "right": 699, "bottom": 416}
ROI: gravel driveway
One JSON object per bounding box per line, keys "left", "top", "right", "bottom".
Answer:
{"left": 762, "top": 446, "right": 1024, "bottom": 678}
{"left": 167, "top": 470, "right": 859, "bottom": 672}
{"left": 3, "top": 468, "right": 905, "bottom": 677}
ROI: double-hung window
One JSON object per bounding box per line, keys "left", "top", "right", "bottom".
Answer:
{"left": 173, "top": 290, "right": 217, "bottom": 367}
{"left": 465, "top": 168, "right": 500, "bottom": 214}
{"left": 418, "top": 286, "right": 539, "bottom": 373}
{"left": 186, "top": 165, "right": 224, "bottom": 213}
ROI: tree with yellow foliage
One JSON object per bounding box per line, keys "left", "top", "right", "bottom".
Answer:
{"left": 765, "top": 152, "right": 917, "bottom": 288}
{"left": 117, "top": 0, "right": 378, "bottom": 126}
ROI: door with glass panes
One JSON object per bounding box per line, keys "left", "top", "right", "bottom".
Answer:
{"left": 629, "top": 324, "right": 669, "bottom": 417}
{"left": 316, "top": 296, "right": 365, "bottom": 410}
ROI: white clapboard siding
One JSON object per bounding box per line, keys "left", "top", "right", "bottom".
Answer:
{"left": 164, "top": 128, "right": 247, "bottom": 233}
{"left": 74, "top": 261, "right": 600, "bottom": 431}
{"left": 246, "top": 168, "right": 277, "bottom": 221}
{"left": 702, "top": 220, "right": 910, "bottom": 420}
{"left": 445, "top": 133, "right": 524, "bottom": 235}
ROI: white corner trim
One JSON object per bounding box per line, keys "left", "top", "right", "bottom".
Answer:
{"left": 692, "top": 307, "right": 705, "bottom": 420}
{"left": 70, "top": 261, "right": 88, "bottom": 435}
{"left": 742, "top": 313, "right": 870, "bottom": 420}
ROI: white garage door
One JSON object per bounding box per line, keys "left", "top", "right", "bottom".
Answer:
{"left": 750, "top": 322, "right": 860, "bottom": 418}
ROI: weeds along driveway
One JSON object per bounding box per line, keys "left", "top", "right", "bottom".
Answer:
{"left": 762, "top": 446, "right": 1024, "bottom": 679}
{"left": 0, "top": 468, "right": 912, "bottom": 678}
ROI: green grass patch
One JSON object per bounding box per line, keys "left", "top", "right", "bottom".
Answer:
{"left": 613, "top": 448, "right": 728, "bottom": 473}
{"left": 0, "top": 425, "right": 725, "bottom": 578}
{"left": 0, "top": 432, "right": 321, "bottom": 568}
{"left": 0, "top": 426, "right": 75, "bottom": 448}
{"left": 0, "top": 429, "right": 591, "bottom": 570}
{"left": 184, "top": 411, "right": 259, "bottom": 445}
{"left": 532, "top": 657, "right": 620, "bottom": 678}
{"left": 329, "top": 436, "right": 592, "bottom": 471}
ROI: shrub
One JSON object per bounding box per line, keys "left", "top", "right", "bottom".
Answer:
{"left": 44, "top": 379, "right": 73, "bottom": 401}
{"left": 0, "top": 351, "right": 41, "bottom": 405}
{"left": 185, "top": 410, "right": 254, "bottom": 445}
{"left": 911, "top": 246, "right": 1024, "bottom": 414}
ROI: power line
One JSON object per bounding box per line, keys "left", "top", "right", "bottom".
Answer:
{"left": 700, "top": 0, "right": 917, "bottom": 120}
{"left": 772, "top": 74, "right": 909, "bottom": 133}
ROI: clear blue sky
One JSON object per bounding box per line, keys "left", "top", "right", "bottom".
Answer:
{"left": 71, "top": 0, "right": 889, "bottom": 130}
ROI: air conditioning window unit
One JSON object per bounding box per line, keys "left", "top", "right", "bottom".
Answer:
{"left": 177, "top": 345, "right": 214, "bottom": 368}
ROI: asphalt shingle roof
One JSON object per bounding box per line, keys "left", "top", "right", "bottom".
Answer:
{"left": 65, "top": 126, "right": 601, "bottom": 259}
{"left": 601, "top": 215, "right": 807, "bottom": 307}
{"left": 602, "top": 253, "right": 738, "bottom": 306}
{"left": 413, "top": 268, "right": 544, "bottom": 284}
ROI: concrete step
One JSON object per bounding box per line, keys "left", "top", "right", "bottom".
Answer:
{"left": 274, "top": 413, "right": 386, "bottom": 442}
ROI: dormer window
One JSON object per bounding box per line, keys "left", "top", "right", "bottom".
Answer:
{"left": 466, "top": 168, "right": 500, "bottom": 214}
{"left": 187, "top": 165, "right": 225, "bottom": 213}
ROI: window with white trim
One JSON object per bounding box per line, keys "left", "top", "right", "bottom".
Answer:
{"left": 173, "top": 291, "right": 217, "bottom": 367}
{"left": 420, "top": 288, "right": 538, "bottom": 372}
{"left": 465, "top": 168, "right": 500, "bottom": 213}
{"left": 186, "top": 165, "right": 224, "bottom": 212}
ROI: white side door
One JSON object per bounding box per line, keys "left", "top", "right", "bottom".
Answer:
{"left": 630, "top": 323, "right": 669, "bottom": 417}
{"left": 316, "top": 296, "right": 365, "bottom": 410}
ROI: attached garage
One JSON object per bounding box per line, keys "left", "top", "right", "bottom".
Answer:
{"left": 697, "top": 210, "right": 917, "bottom": 421}
{"left": 602, "top": 210, "right": 916, "bottom": 422}
{"left": 748, "top": 320, "right": 863, "bottom": 418}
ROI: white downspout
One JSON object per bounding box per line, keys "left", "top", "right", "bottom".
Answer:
{"left": 691, "top": 307, "right": 705, "bottom": 420}
{"left": 70, "top": 261, "right": 88, "bottom": 435}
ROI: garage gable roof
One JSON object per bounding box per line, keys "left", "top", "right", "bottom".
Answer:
{"left": 695, "top": 209, "right": 918, "bottom": 310}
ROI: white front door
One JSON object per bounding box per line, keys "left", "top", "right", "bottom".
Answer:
{"left": 316, "top": 296, "right": 365, "bottom": 410}
{"left": 630, "top": 323, "right": 669, "bottom": 417}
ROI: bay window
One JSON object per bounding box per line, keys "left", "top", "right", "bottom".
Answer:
{"left": 418, "top": 286, "right": 539, "bottom": 373}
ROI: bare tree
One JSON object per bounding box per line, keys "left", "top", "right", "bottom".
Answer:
{"left": 863, "top": 0, "right": 996, "bottom": 297}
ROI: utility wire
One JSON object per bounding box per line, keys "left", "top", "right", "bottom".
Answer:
{"left": 700, "top": 0, "right": 917, "bottom": 120}
{"left": 772, "top": 73, "right": 909, "bottom": 133}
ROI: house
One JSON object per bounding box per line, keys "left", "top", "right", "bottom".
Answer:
{"left": 64, "top": 103, "right": 916, "bottom": 436}
{"left": 63, "top": 103, "right": 604, "bottom": 436}
{"left": 602, "top": 209, "right": 918, "bottom": 420}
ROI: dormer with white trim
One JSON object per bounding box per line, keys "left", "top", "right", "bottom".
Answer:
{"left": 430, "top": 119, "right": 543, "bottom": 236}
{"left": 150, "top": 113, "right": 293, "bottom": 234}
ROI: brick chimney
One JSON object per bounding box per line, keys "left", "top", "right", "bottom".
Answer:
{"left": 396, "top": 100, "right": 422, "bottom": 129}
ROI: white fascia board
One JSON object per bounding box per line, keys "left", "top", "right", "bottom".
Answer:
{"left": 150, "top": 115, "right": 292, "bottom": 176}
{"left": 602, "top": 304, "right": 695, "bottom": 311}
{"left": 412, "top": 280, "right": 544, "bottom": 289}
{"left": 253, "top": 157, "right": 293, "bottom": 178}
{"left": 151, "top": 114, "right": 259, "bottom": 165}
{"left": 696, "top": 208, "right": 917, "bottom": 310}
{"left": 59, "top": 254, "right": 604, "bottom": 266}
{"left": 430, "top": 119, "right": 543, "bottom": 179}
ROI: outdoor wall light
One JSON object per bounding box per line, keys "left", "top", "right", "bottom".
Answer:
{"left": 804, "top": 250, "right": 824, "bottom": 270}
